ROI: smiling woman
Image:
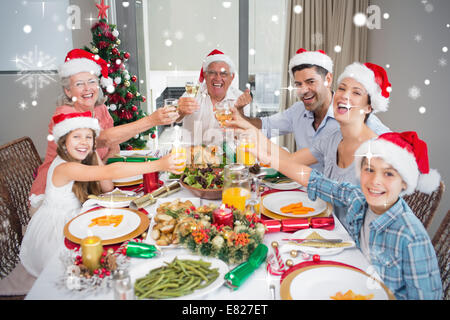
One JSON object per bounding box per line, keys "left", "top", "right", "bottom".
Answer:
{"left": 28, "top": 48, "right": 179, "bottom": 211}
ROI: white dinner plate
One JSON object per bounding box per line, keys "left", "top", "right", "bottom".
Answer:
{"left": 262, "top": 191, "right": 327, "bottom": 218}
{"left": 67, "top": 208, "right": 141, "bottom": 241}
{"left": 264, "top": 180, "right": 303, "bottom": 191}
{"left": 130, "top": 254, "right": 228, "bottom": 300}
{"left": 145, "top": 197, "right": 201, "bottom": 249}
{"left": 280, "top": 264, "right": 395, "bottom": 300}
{"left": 112, "top": 175, "right": 143, "bottom": 187}
{"left": 283, "top": 229, "right": 356, "bottom": 256}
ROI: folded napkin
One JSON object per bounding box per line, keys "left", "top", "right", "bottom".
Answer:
{"left": 82, "top": 188, "right": 139, "bottom": 211}
{"left": 295, "top": 231, "right": 353, "bottom": 248}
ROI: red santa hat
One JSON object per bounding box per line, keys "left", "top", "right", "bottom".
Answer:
{"left": 52, "top": 111, "right": 100, "bottom": 143}
{"left": 355, "top": 132, "right": 441, "bottom": 196}
{"left": 288, "top": 48, "right": 334, "bottom": 79}
{"left": 338, "top": 62, "right": 391, "bottom": 113}
{"left": 59, "top": 49, "right": 114, "bottom": 90}
{"left": 199, "top": 49, "right": 235, "bottom": 83}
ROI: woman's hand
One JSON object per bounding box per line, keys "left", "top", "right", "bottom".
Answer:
{"left": 148, "top": 106, "right": 179, "bottom": 126}
{"left": 178, "top": 97, "right": 200, "bottom": 116}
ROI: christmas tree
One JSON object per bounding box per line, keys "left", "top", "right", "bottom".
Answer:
{"left": 83, "top": 3, "right": 155, "bottom": 150}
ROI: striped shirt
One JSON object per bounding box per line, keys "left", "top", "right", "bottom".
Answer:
{"left": 307, "top": 170, "right": 443, "bottom": 300}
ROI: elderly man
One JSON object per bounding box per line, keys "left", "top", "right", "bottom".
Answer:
{"left": 176, "top": 49, "right": 252, "bottom": 146}
{"left": 232, "top": 49, "right": 390, "bottom": 172}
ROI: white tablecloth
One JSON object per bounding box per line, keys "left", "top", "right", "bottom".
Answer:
{"left": 26, "top": 187, "right": 373, "bottom": 300}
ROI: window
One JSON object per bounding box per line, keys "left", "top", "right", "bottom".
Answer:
{"left": 136, "top": 0, "right": 287, "bottom": 116}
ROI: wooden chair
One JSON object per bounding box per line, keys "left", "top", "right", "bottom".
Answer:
{"left": 403, "top": 181, "right": 445, "bottom": 229}
{"left": 0, "top": 183, "right": 22, "bottom": 280}
{"left": 0, "top": 137, "right": 42, "bottom": 298}
{"left": 0, "top": 137, "right": 42, "bottom": 228}
{"left": 432, "top": 211, "right": 449, "bottom": 300}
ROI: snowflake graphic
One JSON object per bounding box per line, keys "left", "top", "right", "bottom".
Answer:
{"left": 438, "top": 57, "right": 447, "bottom": 67}
{"left": 14, "top": 46, "right": 58, "bottom": 100}
{"left": 414, "top": 34, "right": 422, "bottom": 43}
{"left": 408, "top": 86, "right": 421, "bottom": 100}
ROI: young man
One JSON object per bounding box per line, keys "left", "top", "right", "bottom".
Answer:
{"left": 234, "top": 49, "right": 390, "bottom": 172}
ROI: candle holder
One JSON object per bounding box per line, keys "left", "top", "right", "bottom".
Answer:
{"left": 81, "top": 236, "right": 103, "bottom": 272}
{"left": 213, "top": 204, "right": 233, "bottom": 227}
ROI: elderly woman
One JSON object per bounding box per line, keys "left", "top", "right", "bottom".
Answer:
{"left": 229, "top": 62, "right": 392, "bottom": 229}
{"left": 29, "top": 49, "right": 179, "bottom": 210}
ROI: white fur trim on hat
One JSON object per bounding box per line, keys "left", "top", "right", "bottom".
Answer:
{"left": 288, "top": 51, "right": 334, "bottom": 78}
{"left": 202, "top": 54, "right": 235, "bottom": 75}
{"left": 338, "top": 62, "right": 389, "bottom": 113}
{"left": 59, "top": 58, "right": 101, "bottom": 78}
{"left": 354, "top": 138, "right": 419, "bottom": 196}
{"left": 52, "top": 117, "right": 101, "bottom": 143}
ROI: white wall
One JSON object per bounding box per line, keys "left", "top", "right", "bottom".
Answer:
{"left": 367, "top": 0, "right": 450, "bottom": 235}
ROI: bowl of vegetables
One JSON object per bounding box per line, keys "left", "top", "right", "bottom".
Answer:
{"left": 178, "top": 165, "right": 223, "bottom": 200}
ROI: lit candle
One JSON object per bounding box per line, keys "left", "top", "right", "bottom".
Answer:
{"left": 213, "top": 204, "right": 233, "bottom": 227}
{"left": 81, "top": 236, "right": 103, "bottom": 272}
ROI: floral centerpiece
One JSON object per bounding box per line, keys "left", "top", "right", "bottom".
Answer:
{"left": 174, "top": 204, "right": 266, "bottom": 264}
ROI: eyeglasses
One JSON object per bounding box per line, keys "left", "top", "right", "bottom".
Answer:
{"left": 205, "top": 70, "right": 231, "bottom": 78}
{"left": 72, "top": 79, "right": 99, "bottom": 89}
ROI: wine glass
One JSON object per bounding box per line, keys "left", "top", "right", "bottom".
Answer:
{"left": 164, "top": 98, "right": 178, "bottom": 128}
{"left": 185, "top": 81, "right": 200, "bottom": 98}
{"left": 214, "top": 99, "right": 233, "bottom": 127}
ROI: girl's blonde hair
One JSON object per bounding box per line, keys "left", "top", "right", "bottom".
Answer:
{"left": 56, "top": 130, "right": 102, "bottom": 203}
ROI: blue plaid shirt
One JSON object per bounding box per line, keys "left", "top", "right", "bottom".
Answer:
{"left": 307, "top": 170, "right": 443, "bottom": 300}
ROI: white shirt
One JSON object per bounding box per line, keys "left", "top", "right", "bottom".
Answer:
{"left": 359, "top": 207, "right": 380, "bottom": 259}
{"left": 181, "top": 82, "right": 248, "bottom": 146}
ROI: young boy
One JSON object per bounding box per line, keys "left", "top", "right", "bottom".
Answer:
{"left": 272, "top": 131, "right": 443, "bottom": 300}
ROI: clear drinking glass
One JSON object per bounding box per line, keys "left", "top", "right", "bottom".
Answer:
{"left": 214, "top": 99, "right": 233, "bottom": 127}
{"left": 164, "top": 98, "right": 178, "bottom": 128}
{"left": 237, "top": 132, "right": 256, "bottom": 166}
{"left": 222, "top": 164, "right": 251, "bottom": 212}
{"left": 185, "top": 81, "right": 200, "bottom": 97}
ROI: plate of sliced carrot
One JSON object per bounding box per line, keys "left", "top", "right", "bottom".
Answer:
{"left": 262, "top": 191, "right": 327, "bottom": 218}
{"left": 64, "top": 207, "right": 149, "bottom": 245}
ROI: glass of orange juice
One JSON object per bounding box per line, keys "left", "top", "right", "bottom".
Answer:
{"left": 222, "top": 164, "right": 251, "bottom": 212}
{"left": 237, "top": 132, "right": 256, "bottom": 166}
{"left": 171, "top": 145, "right": 187, "bottom": 174}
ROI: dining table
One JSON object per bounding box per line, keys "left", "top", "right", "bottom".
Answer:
{"left": 25, "top": 176, "right": 384, "bottom": 301}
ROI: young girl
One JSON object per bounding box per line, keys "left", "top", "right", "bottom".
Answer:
{"left": 20, "top": 111, "right": 184, "bottom": 277}
{"left": 253, "top": 130, "right": 443, "bottom": 299}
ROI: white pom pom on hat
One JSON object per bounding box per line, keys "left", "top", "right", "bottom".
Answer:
{"left": 355, "top": 131, "right": 441, "bottom": 196}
